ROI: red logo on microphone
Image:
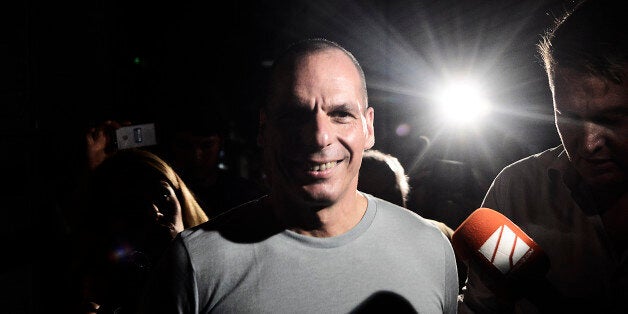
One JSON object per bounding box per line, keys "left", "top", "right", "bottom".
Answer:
{"left": 478, "top": 225, "right": 533, "bottom": 274}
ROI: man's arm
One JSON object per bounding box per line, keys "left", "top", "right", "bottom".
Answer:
{"left": 457, "top": 175, "right": 517, "bottom": 313}
{"left": 139, "top": 235, "right": 199, "bottom": 314}
{"left": 442, "top": 232, "right": 460, "bottom": 314}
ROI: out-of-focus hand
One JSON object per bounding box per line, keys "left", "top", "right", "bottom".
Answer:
{"left": 86, "top": 120, "right": 131, "bottom": 170}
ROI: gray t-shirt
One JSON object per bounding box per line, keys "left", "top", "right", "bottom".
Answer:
{"left": 140, "top": 193, "right": 458, "bottom": 313}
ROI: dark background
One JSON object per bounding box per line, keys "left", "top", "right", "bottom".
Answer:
{"left": 2, "top": 0, "right": 571, "bottom": 312}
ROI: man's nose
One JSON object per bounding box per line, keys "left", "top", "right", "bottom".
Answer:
{"left": 302, "top": 113, "right": 332, "bottom": 149}
{"left": 581, "top": 121, "right": 606, "bottom": 153}
{"left": 194, "top": 146, "right": 204, "bottom": 160}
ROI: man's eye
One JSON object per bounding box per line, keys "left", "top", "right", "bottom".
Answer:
{"left": 558, "top": 116, "right": 579, "bottom": 125}
{"left": 330, "top": 110, "right": 355, "bottom": 121}
{"left": 556, "top": 112, "right": 580, "bottom": 126}
{"left": 595, "top": 113, "right": 627, "bottom": 126}
{"left": 276, "top": 111, "right": 308, "bottom": 124}
{"left": 200, "top": 141, "right": 217, "bottom": 150}
{"left": 332, "top": 111, "right": 351, "bottom": 117}
{"left": 175, "top": 141, "right": 194, "bottom": 150}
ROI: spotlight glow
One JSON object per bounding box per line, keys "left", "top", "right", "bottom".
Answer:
{"left": 435, "top": 79, "right": 491, "bottom": 126}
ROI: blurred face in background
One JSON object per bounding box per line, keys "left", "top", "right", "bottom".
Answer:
{"left": 170, "top": 131, "right": 222, "bottom": 182}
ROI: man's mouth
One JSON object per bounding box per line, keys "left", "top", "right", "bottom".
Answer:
{"left": 583, "top": 158, "right": 614, "bottom": 167}
{"left": 307, "top": 161, "right": 338, "bottom": 172}
{"left": 579, "top": 157, "right": 621, "bottom": 174}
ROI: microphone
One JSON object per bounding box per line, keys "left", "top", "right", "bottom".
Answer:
{"left": 452, "top": 208, "right": 561, "bottom": 311}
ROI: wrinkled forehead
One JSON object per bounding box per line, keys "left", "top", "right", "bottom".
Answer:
{"left": 267, "top": 50, "right": 366, "bottom": 111}
{"left": 554, "top": 68, "right": 628, "bottom": 98}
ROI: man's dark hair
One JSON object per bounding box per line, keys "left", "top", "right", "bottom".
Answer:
{"left": 538, "top": 0, "right": 628, "bottom": 90}
{"left": 265, "top": 38, "right": 368, "bottom": 109}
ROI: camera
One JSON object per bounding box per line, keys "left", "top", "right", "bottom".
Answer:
{"left": 114, "top": 123, "right": 158, "bottom": 150}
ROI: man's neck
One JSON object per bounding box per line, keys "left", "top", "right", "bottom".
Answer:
{"left": 270, "top": 191, "right": 368, "bottom": 238}
{"left": 589, "top": 181, "right": 628, "bottom": 212}
{"left": 600, "top": 189, "right": 628, "bottom": 256}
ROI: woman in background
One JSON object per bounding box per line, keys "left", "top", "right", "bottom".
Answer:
{"left": 73, "top": 148, "right": 208, "bottom": 313}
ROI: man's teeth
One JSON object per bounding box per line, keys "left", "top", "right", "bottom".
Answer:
{"left": 309, "top": 161, "right": 337, "bottom": 171}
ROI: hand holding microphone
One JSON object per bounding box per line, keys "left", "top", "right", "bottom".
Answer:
{"left": 452, "top": 208, "right": 562, "bottom": 312}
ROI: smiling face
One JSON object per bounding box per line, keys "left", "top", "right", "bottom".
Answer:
{"left": 260, "top": 48, "right": 374, "bottom": 208}
{"left": 553, "top": 68, "right": 628, "bottom": 189}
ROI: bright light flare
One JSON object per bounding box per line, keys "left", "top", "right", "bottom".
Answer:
{"left": 435, "top": 79, "right": 491, "bottom": 126}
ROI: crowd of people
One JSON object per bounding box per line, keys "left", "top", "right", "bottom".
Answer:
{"left": 36, "top": 0, "right": 627, "bottom": 312}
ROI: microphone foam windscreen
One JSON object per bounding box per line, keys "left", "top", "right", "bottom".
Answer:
{"left": 452, "top": 208, "right": 548, "bottom": 278}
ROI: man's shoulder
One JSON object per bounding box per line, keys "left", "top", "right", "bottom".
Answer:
{"left": 368, "top": 195, "right": 449, "bottom": 238}
{"left": 482, "top": 145, "right": 566, "bottom": 212}
{"left": 367, "top": 194, "right": 416, "bottom": 217}
{"left": 498, "top": 145, "right": 564, "bottom": 177}
{"left": 180, "top": 196, "right": 279, "bottom": 246}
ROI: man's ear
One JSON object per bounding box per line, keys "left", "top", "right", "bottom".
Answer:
{"left": 364, "top": 106, "right": 375, "bottom": 149}
{"left": 257, "top": 109, "right": 267, "bottom": 147}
